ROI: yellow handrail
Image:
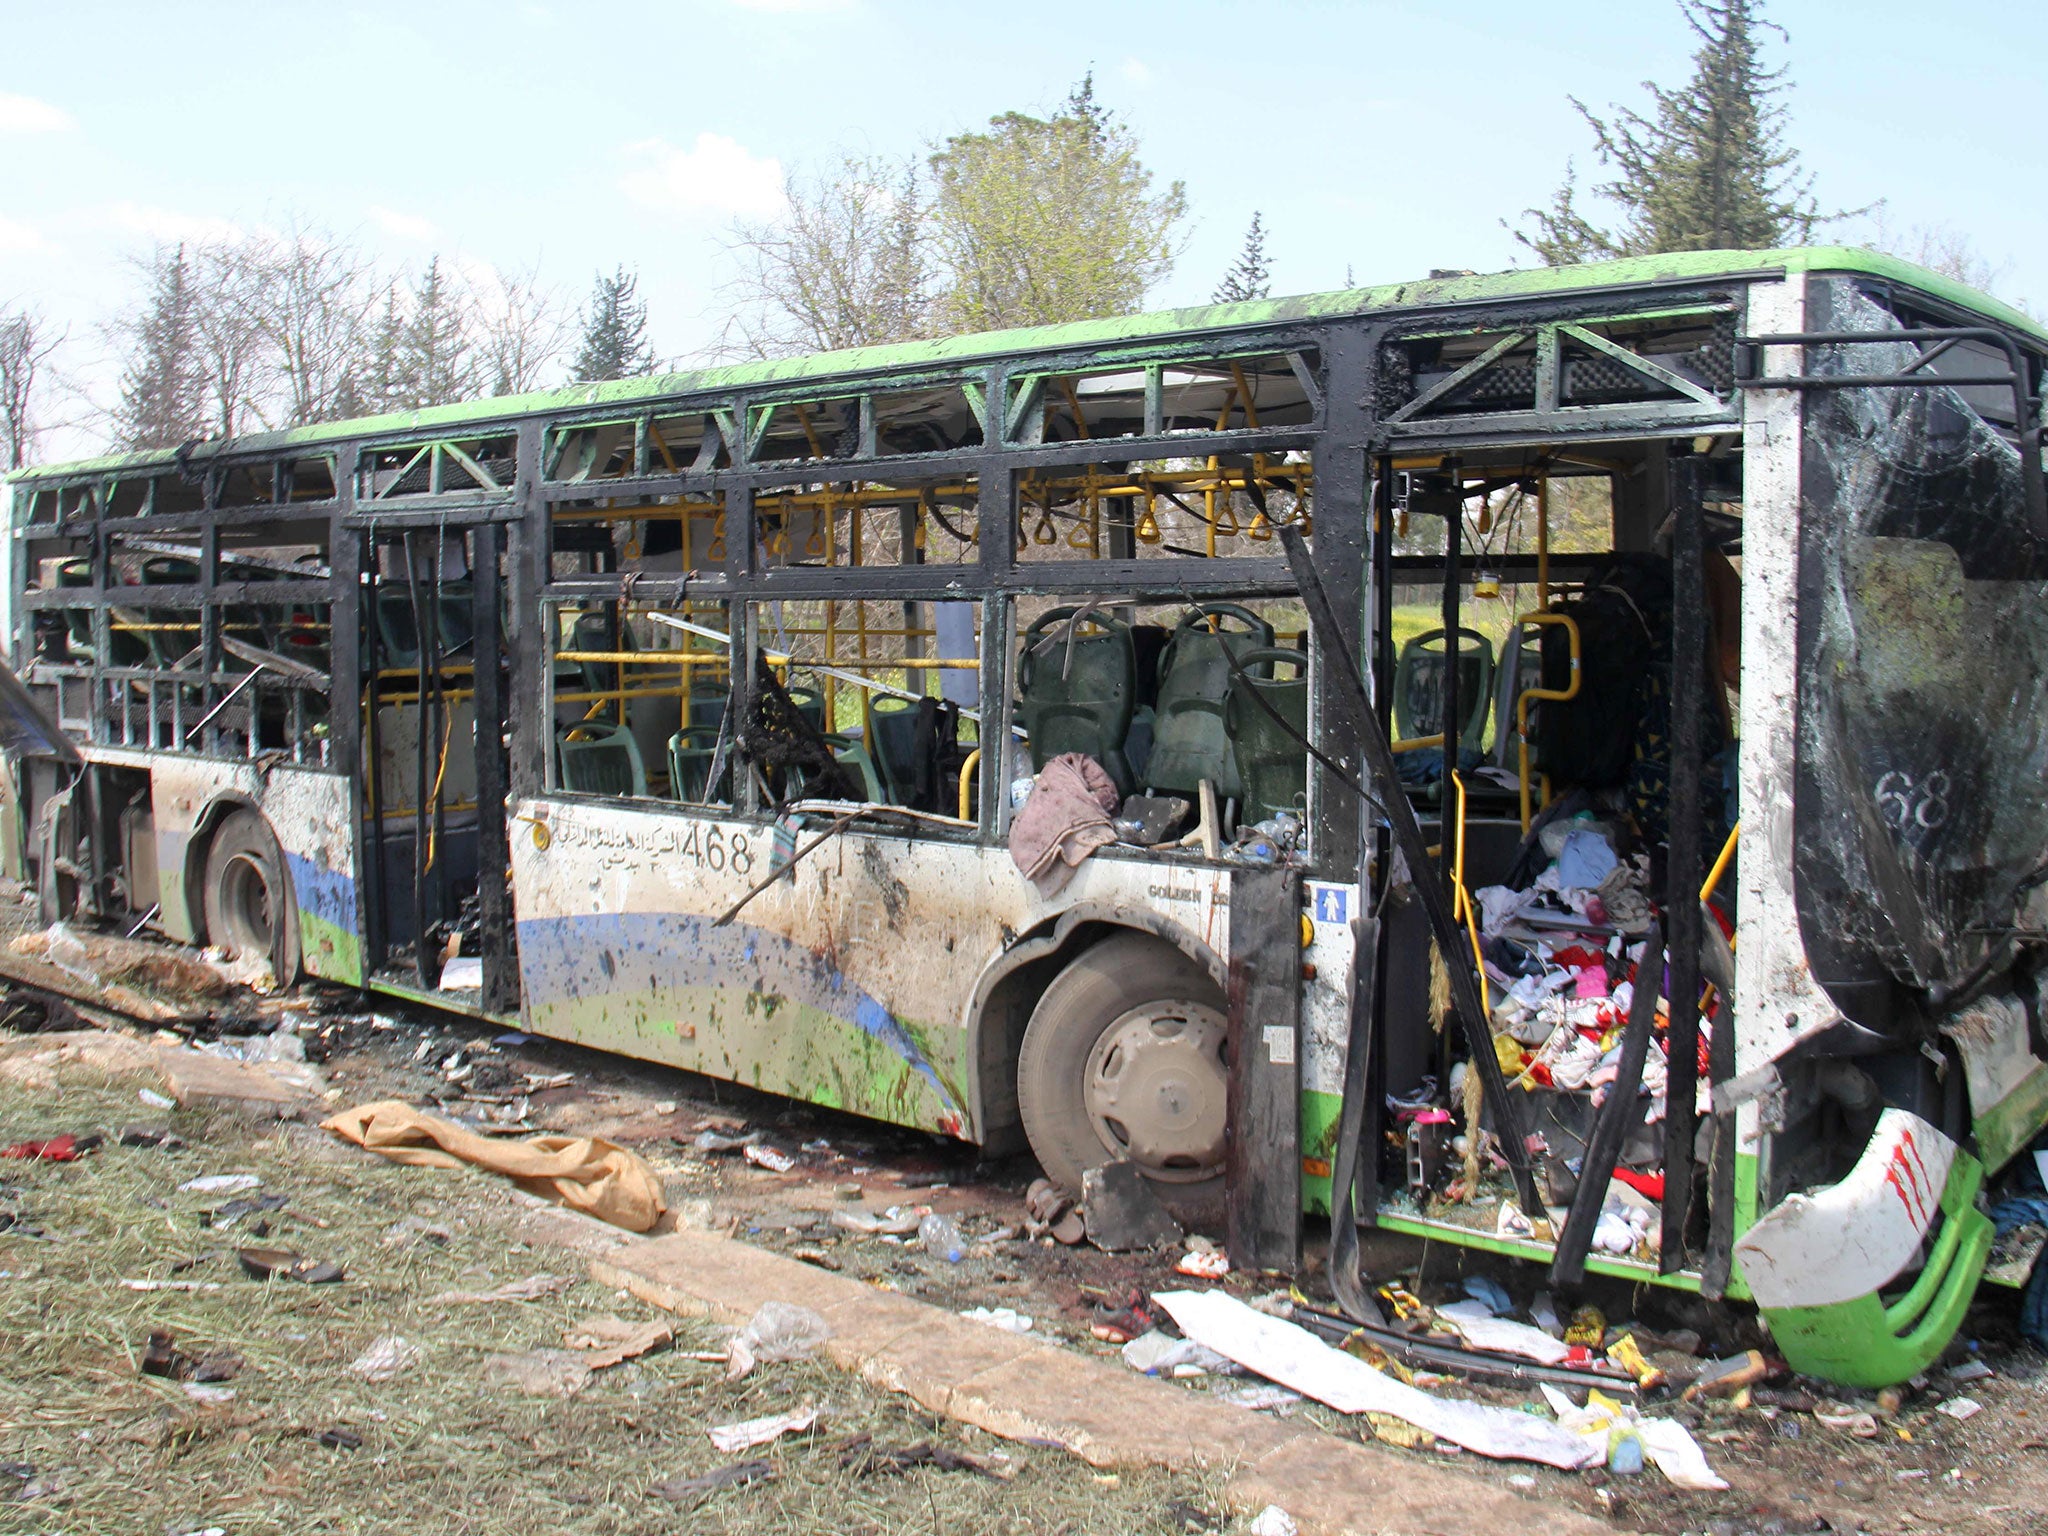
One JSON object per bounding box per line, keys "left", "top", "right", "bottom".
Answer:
{"left": 1449, "top": 771, "right": 1490, "bottom": 1014}
{"left": 1702, "top": 819, "right": 1740, "bottom": 903}
{"left": 1514, "top": 611, "right": 1581, "bottom": 833}
{"left": 957, "top": 747, "right": 982, "bottom": 822}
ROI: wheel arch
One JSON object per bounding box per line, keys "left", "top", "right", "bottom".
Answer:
{"left": 184, "top": 791, "right": 300, "bottom": 983}
{"left": 963, "top": 902, "right": 1226, "bottom": 1154}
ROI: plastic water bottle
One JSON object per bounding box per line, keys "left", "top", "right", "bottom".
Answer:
{"left": 918, "top": 1212, "right": 966, "bottom": 1263}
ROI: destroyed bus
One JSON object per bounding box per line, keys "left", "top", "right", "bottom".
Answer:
{"left": 5, "top": 247, "right": 2046, "bottom": 1387}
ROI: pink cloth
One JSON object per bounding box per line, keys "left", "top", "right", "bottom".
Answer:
{"left": 1573, "top": 966, "right": 1610, "bottom": 1000}
{"left": 1009, "top": 753, "right": 1121, "bottom": 895}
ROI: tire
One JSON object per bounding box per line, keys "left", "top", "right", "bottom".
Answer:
{"left": 1016, "top": 934, "right": 1230, "bottom": 1216}
{"left": 201, "top": 808, "right": 298, "bottom": 981}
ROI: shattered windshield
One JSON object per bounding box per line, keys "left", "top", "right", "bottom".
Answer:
{"left": 1796, "top": 279, "right": 2048, "bottom": 1008}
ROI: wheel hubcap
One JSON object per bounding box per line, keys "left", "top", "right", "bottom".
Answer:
{"left": 220, "top": 854, "right": 275, "bottom": 958}
{"left": 1082, "top": 1000, "right": 1229, "bottom": 1182}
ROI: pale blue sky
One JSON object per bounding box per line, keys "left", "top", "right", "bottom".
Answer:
{"left": 3, "top": 0, "right": 2041, "bottom": 454}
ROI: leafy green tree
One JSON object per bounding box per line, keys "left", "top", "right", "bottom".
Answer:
{"left": 113, "top": 244, "right": 208, "bottom": 449}
{"left": 572, "top": 266, "right": 655, "bottom": 382}
{"left": 928, "top": 73, "right": 1186, "bottom": 331}
{"left": 1515, "top": 0, "right": 1840, "bottom": 264}
{"left": 1214, "top": 212, "right": 1272, "bottom": 303}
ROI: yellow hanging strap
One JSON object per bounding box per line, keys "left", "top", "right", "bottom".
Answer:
{"left": 706, "top": 510, "right": 727, "bottom": 562}
{"left": 1135, "top": 483, "right": 1162, "bottom": 543}
{"left": 805, "top": 484, "right": 830, "bottom": 558}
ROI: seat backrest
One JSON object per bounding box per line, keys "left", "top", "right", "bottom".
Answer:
{"left": 1491, "top": 634, "right": 1544, "bottom": 768}
{"left": 667, "top": 724, "right": 729, "bottom": 802}
{"left": 1017, "top": 607, "right": 1136, "bottom": 790}
{"left": 866, "top": 694, "right": 919, "bottom": 803}
{"left": 1225, "top": 646, "right": 1310, "bottom": 823}
{"left": 558, "top": 720, "right": 647, "bottom": 798}
{"left": 573, "top": 607, "right": 622, "bottom": 710}
{"left": 784, "top": 685, "right": 826, "bottom": 734}
{"left": 1392, "top": 626, "right": 1494, "bottom": 746}
{"left": 1146, "top": 604, "right": 1274, "bottom": 798}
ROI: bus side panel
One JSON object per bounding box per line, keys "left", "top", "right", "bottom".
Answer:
{"left": 139, "top": 755, "right": 362, "bottom": 985}
{"left": 508, "top": 795, "right": 1241, "bottom": 1142}
{"left": 509, "top": 796, "right": 1008, "bottom": 1136}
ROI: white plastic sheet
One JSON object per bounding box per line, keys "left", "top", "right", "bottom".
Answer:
{"left": 1153, "top": 1290, "right": 1600, "bottom": 1470}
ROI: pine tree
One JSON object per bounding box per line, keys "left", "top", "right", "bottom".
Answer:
{"left": 114, "top": 244, "right": 208, "bottom": 449}
{"left": 572, "top": 267, "right": 655, "bottom": 382}
{"left": 399, "top": 257, "right": 474, "bottom": 407}
{"left": 1515, "top": 0, "right": 1841, "bottom": 264}
{"left": 1214, "top": 213, "right": 1273, "bottom": 303}
{"left": 347, "top": 288, "right": 407, "bottom": 415}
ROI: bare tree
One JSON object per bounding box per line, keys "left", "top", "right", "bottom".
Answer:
{"left": 475, "top": 264, "right": 570, "bottom": 396}
{"left": 723, "top": 154, "right": 933, "bottom": 359}
{"left": 257, "top": 224, "right": 380, "bottom": 427}
{"left": 187, "top": 242, "right": 278, "bottom": 437}
{"left": 0, "top": 307, "right": 63, "bottom": 469}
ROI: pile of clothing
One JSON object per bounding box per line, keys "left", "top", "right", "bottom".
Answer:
{"left": 1470, "top": 814, "right": 1703, "bottom": 1127}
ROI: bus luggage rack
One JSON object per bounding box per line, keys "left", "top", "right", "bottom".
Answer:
{"left": 1735, "top": 326, "right": 2046, "bottom": 529}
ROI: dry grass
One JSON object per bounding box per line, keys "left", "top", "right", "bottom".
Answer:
{"left": 0, "top": 1068, "right": 1229, "bottom": 1536}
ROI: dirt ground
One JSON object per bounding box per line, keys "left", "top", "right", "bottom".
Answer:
{"left": 2, "top": 940, "right": 2046, "bottom": 1535}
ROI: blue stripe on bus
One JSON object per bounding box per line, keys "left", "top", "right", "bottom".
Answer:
{"left": 512, "top": 908, "right": 961, "bottom": 1117}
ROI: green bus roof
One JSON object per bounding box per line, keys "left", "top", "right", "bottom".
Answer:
{"left": 15, "top": 245, "right": 2043, "bottom": 484}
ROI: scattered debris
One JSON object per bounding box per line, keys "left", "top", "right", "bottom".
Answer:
{"left": 483, "top": 1348, "right": 593, "bottom": 1398}
{"left": 1936, "top": 1396, "right": 1983, "bottom": 1421}
{"left": 1946, "top": 1358, "right": 1994, "bottom": 1383}
{"left": 180, "top": 1173, "right": 260, "bottom": 1195}
{"left": 426, "top": 1274, "right": 577, "bottom": 1305}
{"left": 182, "top": 1382, "right": 236, "bottom": 1405}
{"left": 236, "top": 1246, "right": 343, "bottom": 1284}
{"left": 137, "top": 1087, "right": 177, "bottom": 1109}
{"left": 321, "top": 1099, "right": 666, "bottom": 1232}
{"left": 1023, "top": 1176, "right": 1086, "bottom": 1245}
{"left": 1155, "top": 1290, "right": 1600, "bottom": 1469}
{"left": 205, "top": 1192, "right": 287, "bottom": 1230}
{"left": 1815, "top": 1407, "right": 1880, "bottom": 1438}
{"left": 651, "top": 1459, "right": 775, "bottom": 1502}
{"left": 1540, "top": 1384, "right": 1726, "bottom": 1489}
{"left": 1080, "top": 1161, "right": 1183, "bottom": 1251}
{"left": 1217, "top": 1384, "right": 1302, "bottom": 1412}
{"left": 117, "top": 1125, "right": 183, "bottom": 1150}
{"left": 1684, "top": 1349, "right": 1772, "bottom": 1400}
{"left": 959, "top": 1306, "right": 1032, "bottom": 1334}
{"left": 836, "top": 1433, "right": 1015, "bottom": 1480}
{"left": 119, "top": 1279, "right": 221, "bottom": 1293}
{"left": 1434, "top": 1299, "right": 1572, "bottom": 1365}
{"left": 726, "top": 1300, "right": 831, "bottom": 1381}
{"left": 347, "top": 1336, "right": 422, "bottom": 1382}
{"left": 139, "top": 1331, "right": 242, "bottom": 1384}
{"left": 1248, "top": 1504, "right": 1298, "bottom": 1536}
{"left": 561, "top": 1314, "right": 673, "bottom": 1369}
{"left": 918, "top": 1210, "right": 966, "bottom": 1262}
{"left": 743, "top": 1143, "right": 797, "bottom": 1174}
{"left": 707, "top": 1406, "right": 819, "bottom": 1453}
{"left": 1121, "top": 1329, "right": 1235, "bottom": 1377}
{"left": 692, "top": 1129, "right": 759, "bottom": 1154}
{"left": 1175, "top": 1237, "right": 1230, "bottom": 1279}
{"left": 316, "top": 1429, "right": 363, "bottom": 1451}
{"left": 829, "top": 1206, "right": 923, "bottom": 1237}
{"left": 3, "top": 1132, "right": 100, "bottom": 1161}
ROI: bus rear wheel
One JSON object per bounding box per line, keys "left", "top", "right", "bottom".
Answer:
{"left": 202, "top": 809, "right": 297, "bottom": 981}
{"left": 1016, "top": 934, "right": 1229, "bottom": 1218}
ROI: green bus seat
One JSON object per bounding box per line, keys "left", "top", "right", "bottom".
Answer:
{"left": 1018, "top": 607, "right": 1135, "bottom": 791}
{"left": 1392, "top": 626, "right": 1495, "bottom": 747}
{"left": 867, "top": 694, "right": 919, "bottom": 803}
{"left": 557, "top": 719, "right": 647, "bottom": 798}
{"left": 667, "top": 724, "right": 730, "bottom": 803}
{"left": 784, "top": 684, "right": 826, "bottom": 734}
{"left": 1225, "top": 646, "right": 1310, "bottom": 824}
{"left": 1145, "top": 604, "right": 1274, "bottom": 800}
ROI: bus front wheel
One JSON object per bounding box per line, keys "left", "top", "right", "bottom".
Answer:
{"left": 1016, "top": 934, "right": 1229, "bottom": 1218}
{"left": 201, "top": 809, "right": 298, "bottom": 983}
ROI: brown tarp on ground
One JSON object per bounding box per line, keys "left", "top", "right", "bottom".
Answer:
{"left": 322, "top": 1100, "right": 667, "bottom": 1232}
